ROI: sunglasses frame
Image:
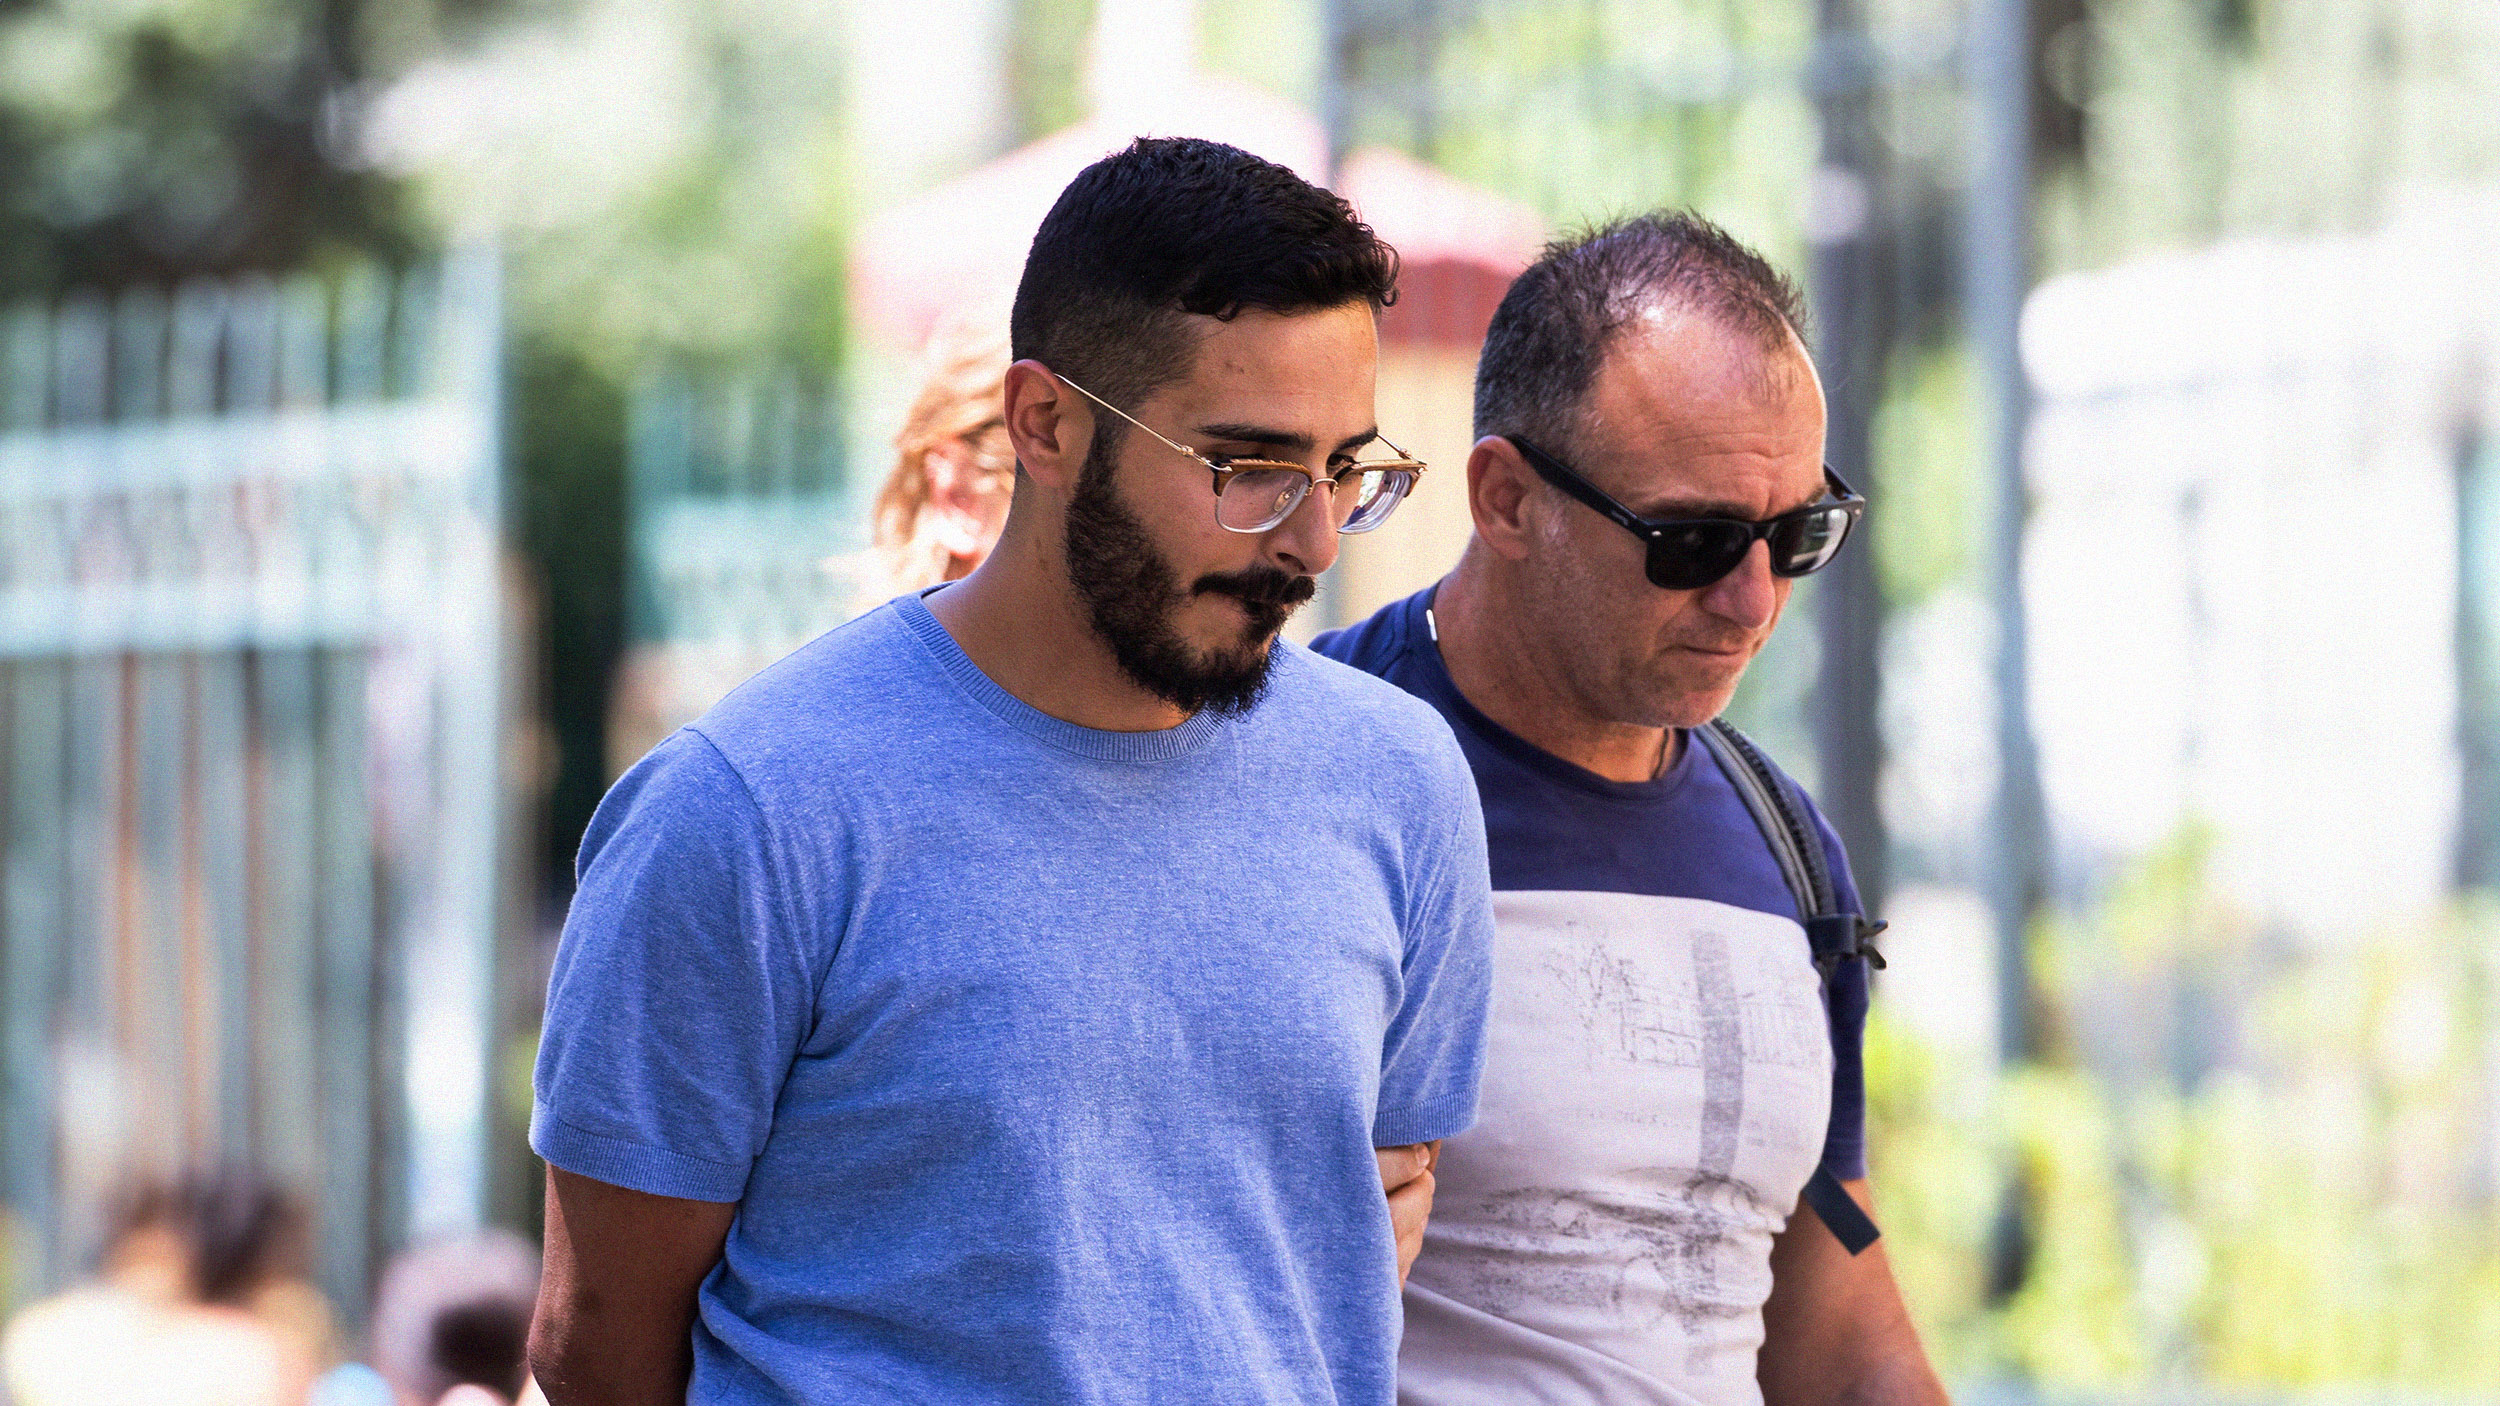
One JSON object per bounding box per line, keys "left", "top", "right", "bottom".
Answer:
{"left": 1506, "top": 435, "right": 1865, "bottom": 590}
{"left": 1054, "top": 371, "right": 1428, "bottom": 534}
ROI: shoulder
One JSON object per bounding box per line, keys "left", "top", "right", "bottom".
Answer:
{"left": 691, "top": 602, "right": 924, "bottom": 756}
{"left": 1262, "top": 646, "right": 1483, "bottom": 877}
{"left": 1705, "top": 723, "right": 1864, "bottom": 914}
{"left": 1273, "top": 641, "right": 1468, "bottom": 776}
{"left": 1308, "top": 588, "right": 1426, "bottom": 676}
{"left": 610, "top": 599, "right": 947, "bottom": 817}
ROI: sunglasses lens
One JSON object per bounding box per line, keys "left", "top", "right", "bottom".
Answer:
{"left": 1769, "top": 506, "right": 1854, "bottom": 577}
{"left": 1644, "top": 521, "right": 1754, "bottom": 590}
{"left": 1337, "top": 467, "right": 1417, "bottom": 534}
{"left": 1216, "top": 467, "right": 1311, "bottom": 532}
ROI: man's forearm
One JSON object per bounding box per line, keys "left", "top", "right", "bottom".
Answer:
{"left": 530, "top": 1322, "right": 694, "bottom": 1406}
{"left": 1817, "top": 1350, "right": 1951, "bottom": 1406}
{"left": 1759, "top": 1179, "right": 1948, "bottom": 1406}
{"left": 533, "top": 1165, "right": 734, "bottom": 1406}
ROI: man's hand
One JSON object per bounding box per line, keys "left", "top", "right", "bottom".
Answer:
{"left": 1759, "top": 1177, "right": 1948, "bottom": 1406}
{"left": 531, "top": 1165, "right": 737, "bottom": 1406}
{"left": 1376, "top": 1141, "right": 1441, "bottom": 1285}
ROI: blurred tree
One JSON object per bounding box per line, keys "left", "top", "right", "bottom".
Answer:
{"left": 0, "top": 0, "right": 497, "bottom": 300}
{"left": 354, "top": 0, "right": 855, "bottom": 885}
{"left": 1008, "top": 0, "right": 1094, "bottom": 140}
{"left": 2035, "top": 0, "right": 2500, "bottom": 273}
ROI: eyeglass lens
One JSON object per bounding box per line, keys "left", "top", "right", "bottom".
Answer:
{"left": 1215, "top": 466, "right": 1418, "bottom": 535}
{"left": 1642, "top": 504, "right": 1857, "bottom": 590}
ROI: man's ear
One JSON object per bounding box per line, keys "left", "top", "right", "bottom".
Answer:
{"left": 1003, "top": 360, "right": 1089, "bottom": 494}
{"left": 1466, "top": 434, "right": 1539, "bottom": 563}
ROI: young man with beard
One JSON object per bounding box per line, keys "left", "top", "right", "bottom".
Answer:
{"left": 526, "top": 137, "right": 1494, "bottom": 1406}
{"left": 1317, "top": 215, "right": 1946, "bottom": 1406}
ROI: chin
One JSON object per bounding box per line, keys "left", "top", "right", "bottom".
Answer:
{"left": 1180, "top": 623, "right": 1275, "bottom": 673}
{"left": 1633, "top": 672, "right": 1743, "bottom": 730}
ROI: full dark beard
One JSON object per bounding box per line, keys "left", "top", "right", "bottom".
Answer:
{"left": 1062, "top": 437, "right": 1316, "bottom": 717}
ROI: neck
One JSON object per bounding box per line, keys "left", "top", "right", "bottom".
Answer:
{"left": 1431, "top": 550, "right": 1677, "bottom": 784}
{"left": 922, "top": 513, "right": 1197, "bottom": 733}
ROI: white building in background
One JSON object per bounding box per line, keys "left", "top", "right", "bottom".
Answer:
{"left": 2018, "top": 190, "right": 2500, "bottom": 940}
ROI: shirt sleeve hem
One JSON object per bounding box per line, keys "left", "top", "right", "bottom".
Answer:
{"left": 1373, "top": 1093, "right": 1477, "bottom": 1148}
{"left": 530, "top": 1104, "right": 750, "bottom": 1204}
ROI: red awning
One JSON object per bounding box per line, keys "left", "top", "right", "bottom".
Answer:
{"left": 851, "top": 87, "right": 1544, "bottom": 355}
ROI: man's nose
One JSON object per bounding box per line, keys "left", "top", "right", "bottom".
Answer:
{"left": 1699, "top": 540, "right": 1778, "bottom": 629}
{"left": 1265, "top": 478, "right": 1342, "bottom": 577}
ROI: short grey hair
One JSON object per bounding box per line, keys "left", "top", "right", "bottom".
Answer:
{"left": 1472, "top": 211, "right": 1809, "bottom": 457}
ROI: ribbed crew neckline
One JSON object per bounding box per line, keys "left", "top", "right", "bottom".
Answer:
{"left": 893, "top": 588, "right": 1232, "bottom": 763}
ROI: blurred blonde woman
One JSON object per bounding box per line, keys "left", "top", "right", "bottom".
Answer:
{"left": 873, "top": 324, "right": 1014, "bottom": 594}
{"left": 2, "top": 1170, "right": 331, "bottom": 1406}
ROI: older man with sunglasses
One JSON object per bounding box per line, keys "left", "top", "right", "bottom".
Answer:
{"left": 1317, "top": 214, "right": 1947, "bottom": 1406}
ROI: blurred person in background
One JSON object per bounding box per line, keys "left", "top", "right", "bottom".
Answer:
{"left": 526, "top": 136, "right": 1491, "bottom": 1406}
{"left": 871, "top": 320, "right": 1015, "bottom": 594}
{"left": 1, "top": 1167, "right": 330, "bottom": 1406}
{"left": 1316, "top": 214, "right": 1946, "bottom": 1406}
{"left": 358, "top": 1229, "right": 542, "bottom": 1406}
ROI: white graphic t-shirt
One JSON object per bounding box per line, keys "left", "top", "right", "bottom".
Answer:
{"left": 1317, "top": 590, "right": 1871, "bottom": 1406}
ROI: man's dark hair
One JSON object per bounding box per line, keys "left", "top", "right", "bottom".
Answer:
{"left": 1473, "top": 211, "right": 1808, "bottom": 455}
{"left": 370, "top": 1229, "right": 542, "bottom": 1404}
{"left": 104, "top": 1166, "right": 306, "bottom": 1307}
{"left": 1010, "top": 137, "right": 1399, "bottom": 423}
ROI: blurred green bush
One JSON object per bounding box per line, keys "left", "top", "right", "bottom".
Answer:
{"left": 1871, "top": 831, "right": 2500, "bottom": 1391}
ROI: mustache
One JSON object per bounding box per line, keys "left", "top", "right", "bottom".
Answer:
{"left": 1191, "top": 567, "right": 1318, "bottom": 609}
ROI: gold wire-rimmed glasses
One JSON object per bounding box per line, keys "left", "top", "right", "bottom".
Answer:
{"left": 1053, "top": 371, "right": 1427, "bottom": 535}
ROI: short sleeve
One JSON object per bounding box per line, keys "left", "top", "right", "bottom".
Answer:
{"left": 1371, "top": 736, "right": 1495, "bottom": 1148}
{"left": 531, "top": 729, "right": 824, "bottom": 1203}
{"left": 1812, "top": 806, "right": 1871, "bottom": 1183}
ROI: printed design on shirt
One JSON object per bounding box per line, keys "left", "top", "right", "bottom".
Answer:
{"left": 1541, "top": 922, "right": 1828, "bottom": 1077}
{"left": 1484, "top": 926, "right": 1760, "bottom": 1372}
{"left": 1446, "top": 1171, "right": 1765, "bottom": 1375}
{"left": 1420, "top": 891, "right": 1834, "bottom": 1394}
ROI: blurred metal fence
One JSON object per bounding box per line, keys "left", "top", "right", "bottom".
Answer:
{"left": 609, "top": 367, "right": 860, "bottom": 770}
{"left": 0, "top": 250, "right": 506, "bottom": 1316}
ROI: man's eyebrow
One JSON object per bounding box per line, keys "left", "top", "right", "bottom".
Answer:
{"left": 1194, "top": 423, "right": 1382, "bottom": 457}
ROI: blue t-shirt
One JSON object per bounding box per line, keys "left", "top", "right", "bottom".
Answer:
{"left": 533, "top": 590, "right": 1495, "bottom": 1405}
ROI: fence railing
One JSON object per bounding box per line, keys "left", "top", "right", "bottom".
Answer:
{"left": 0, "top": 249, "right": 507, "bottom": 1318}
{"left": 610, "top": 366, "right": 860, "bottom": 767}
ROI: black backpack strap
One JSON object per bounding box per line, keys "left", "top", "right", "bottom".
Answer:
{"left": 1692, "top": 720, "right": 1884, "bottom": 1256}
{"left": 1695, "top": 721, "right": 1888, "bottom": 979}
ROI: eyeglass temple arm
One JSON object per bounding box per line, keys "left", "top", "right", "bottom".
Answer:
{"left": 1054, "top": 371, "right": 1208, "bottom": 466}
{"left": 1064, "top": 368, "right": 1424, "bottom": 481}
{"left": 1506, "top": 436, "right": 1657, "bottom": 537}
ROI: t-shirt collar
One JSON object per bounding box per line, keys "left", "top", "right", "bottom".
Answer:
{"left": 893, "top": 587, "right": 1233, "bottom": 763}
{"left": 1404, "top": 585, "right": 1699, "bottom": 802}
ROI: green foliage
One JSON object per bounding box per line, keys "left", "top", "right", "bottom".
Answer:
{"left": 1373, "top": 0, "right": 1817, "bottom": 270}
{"left": 510, "top": 335, "right": 629, "bottom": 878}
{"left": 1870, "top": 836, "right": 2500, "bottom": 1392}
{"left": 1008, "top": 0, "right": 1093, "bottom": 142}
{"left": 2035, "top": 0, "right": 2500, "bottom": 275}
{"left": 368, "top": 0, "right": 861, "bottom": 868}
{"left": 1870, "top": 342, "right": 1976, "bottom": 611}
{"left": 0, "top": 0, "right": 459, "bottom": 298}
{"left": 1197, "top": 0, "right": 1320, "bottom": 112}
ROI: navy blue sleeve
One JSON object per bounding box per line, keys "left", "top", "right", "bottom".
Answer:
{"left": 1809, "top": 805, "right": 1870, "bottom": 1183}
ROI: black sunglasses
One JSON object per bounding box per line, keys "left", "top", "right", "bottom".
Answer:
{"left": 1507, "top": 436, "right": 1865, "bottom": 591}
